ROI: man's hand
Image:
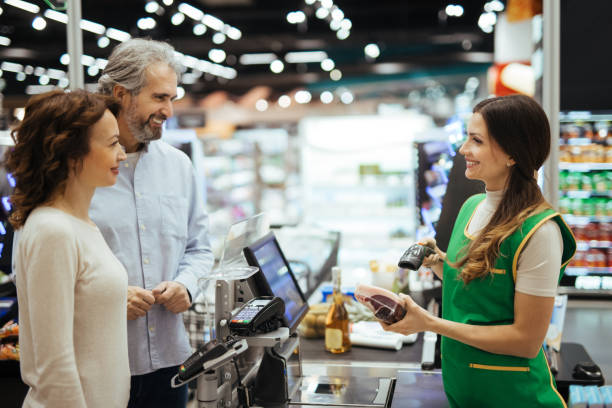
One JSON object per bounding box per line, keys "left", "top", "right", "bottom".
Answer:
{"left": 152, "top": 281, "right": 191, "bottom": 314}
{"left": 127, "top": 286, "right": 155, "bottom": 320}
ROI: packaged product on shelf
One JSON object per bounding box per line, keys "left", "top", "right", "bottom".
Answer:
{"left": 594, "top": 198, "right": 607, "bottom": 217}
{"left": 599, "top": 223, "right": 612, "bottom": 242}
{"left": 607, "top": 200, "right": 612, "bottom": 217}
{"left": 559, "top": 171, "right": 568, "bottom": 191}
{"left": 606, "top": 146, "right": 612, "bottom": 163}
{"left": 566, "top": 172, "right": 580, "bottom": 190}
{"left": 571, "top": 198, "right": 583, "bottom": 216}
{"left": 559, "top": 197, "right": 571, "bottom": 215}
{"left": 585, "top": 223, "right": 599, "bottom": 242}
{"left": 583, "top": 199, "right": 596, "bottom": 217}
{"left": 559, "top": 145, "right": 572, "bottom": 163}
{"left": 593, "top": 172, "right": 607, "bottom": 192}
{"left": 581, "top": 173, "right": 594, "bottom": 191}
{"left": 608, "top": 249, "right": 612, "bottom": 268}
{"left": 572, "top": 225, "right": 585, "bottom": 241}
{"left": 571, "top": 250, "right": 586, "bottom": 267}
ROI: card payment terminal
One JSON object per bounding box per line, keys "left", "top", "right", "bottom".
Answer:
{"left": 229, "top": 296, "right": 285, "bottom": 336}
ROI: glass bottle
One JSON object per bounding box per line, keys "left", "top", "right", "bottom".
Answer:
{"left": 325, "top": 266, "right": 351, "bottom": 353}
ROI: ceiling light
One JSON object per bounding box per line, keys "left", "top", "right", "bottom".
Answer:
{"left": 38, "top": 75, "right": 49, "bottom": 85}
{"left": 0, "top": 36, "right": 10, "bottom": 46}
{"left": 315, "top": 7, "right": 329, "bottom": 19}
{"left": 24, "top": 65, "right": 34, "bottom": 74}
{"left": 32, "top": 16, "right": 47, "bottom": 31}
{"left": 137, "top": 17, "right": 157, "bottom": 30}
{"left": 33, "top": 66, "right": 44, "bottom": 76}
{"left": 1, "top": 62, "right": 23, "bottom": 73}
{"left": 340, "top": 90, "right": 354, "bottom": 104}
{"left": 178, "top": 3, "right": 204, "bottom": 20}
{"left": 46, "top": 68, "right": 65, "bottom": 80}
{"left": 5, "top": 0, "right": 39, "bottom": 14}
{"left": 336, "top": 29, "right": 350, "bottom": 40}
{"left": 81, "top": 19, "right": 106, "bottom": 35}
{"left": 364, "top": 43, "right": 380, "bottom": 59}
{"left": 329, "top": 19, "right": 341, "bottom": 31}
{"left": 58, "top": 77, "right": 69, "bottom": 88}
{"left": 270, "top": 60, "right": 284, "bottom": 74}
{"left": 208, "top": 49, "right": 226, "bottom": 63}
{"left": 106, "top": 28, "right": 131, "bottom": 42}
{"left": 162, "top": 0, "right": 173, "bottom": 5}
{"left": 59, "top": 54, "right": 70, "bottom": 65}
{"left": 294, "top": 90, "right": 312, "bottom": 104}
{"left": 339, "top": 18, "right": 352, "bottom": 31}
{"left": 16, "top": 72, "right": 26, "bottom": 81}
{"left": 320, "top": 0, "right": 333, "bottom": 9}
{"left": 285, "top": 51, "right": 328, "bottom": 64}
{"left": 225, "top": 26, "right": 241, "bottom": 40}
{"left": 95, "top": 59, "right": 108, "bottom": 69}
{"left": 320, "top": 58, "right": 335, "bottom": 71}
{"left": 331, "top": 8, "right": 344, "bottom": 21}
{"left": 212, "top": 32, "right": 226, "bottom": 44}
{"left": 202, "top": 14, "right": 224, "bottom": 31}
{"left": 0, "top": 7, "right": 3, "bottom": 15}
{"left": 176, "top": 86, "right": 185, "bottom": 100}
{"left": 255, "top": 99, "right": 268, "bottom": 112}
{"left": 320, "top": 91, "right": 333, "bottom": 104}
{"left": 445, "top": 5, "right": 464, "bottom": 17}
{"left": 87, "top": 65, "right": 99, "bottom": 76}
{"left": 145, "top": 1, "right": 159, "bottom": 13}
{"left": 193, "top": 23, "right": 206, "bottom": 35}
{"left": 278, "top": 95, "right": 291, "bottom": 108}
{"left": 478, "top": 12, "right": 496, "bottom": 32}
{"left": 330, "top": 69, "right": 342, "bottom": 81}
{"left": 485, "top": 0, "right": 504, "bottom": 12}
{"left": 81, "top": 55, "right": 95, "bottom": 67}
{"left": 304, "top": 0, "right": 316, "bottom": 4}
{"left": 43, "top": 9, "right": 67, "bottom": 23}
{"left": 240, "top": 53, "right": 277, "bottom": 65}
{"left": 171, "top": 12, "right": 185, "bottom": 25}
{"left": 286, "top": 11, "right": 306, "bottom": 24}
{"left": 97, "top": 36, "right": 110, "bottom": 48}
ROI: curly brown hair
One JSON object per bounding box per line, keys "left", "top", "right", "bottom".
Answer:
{"left": 5, "top": 90, "right": 120, "bottom": 229}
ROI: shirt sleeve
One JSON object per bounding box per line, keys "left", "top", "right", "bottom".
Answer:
{"left": 515, "top": 220, "right": 563, "bottom": 297}
{"left": 20, "top": 223, "right": 88, "bottom": 407}
{"left": 173, "top": 162, "right": 214, "bottom": 299}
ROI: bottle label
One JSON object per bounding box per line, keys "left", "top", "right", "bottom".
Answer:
{"left": 325, "top": 328, "right": 343, "bottom": 350}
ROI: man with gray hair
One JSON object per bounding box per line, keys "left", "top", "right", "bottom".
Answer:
{"left": 90, "top": 38, "right": 213, "bottom": 408}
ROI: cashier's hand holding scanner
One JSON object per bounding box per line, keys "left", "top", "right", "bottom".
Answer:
{"left": 383, "top": 94, "right": 576, "bottom": 408}
{"left": 127, "top": 282, "right": 191, "bottom": 319}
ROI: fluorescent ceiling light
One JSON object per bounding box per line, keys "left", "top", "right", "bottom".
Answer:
{"left": 225, "top": 26, "right": 241, "bottom": 40}
{"left": 0, "top": 36, "right": 10, "bottom": 46}
{"left": 5, "top": 0, "right": 39, "bottom": 14}
{"left": 0, "top": 61, "right": 23, "bottom": 73}
{"left": 106, "top": 28, "right": 131, "bottom": 42}
{"left": 239, "top": 53, "right": 277, "bottom": 65}
{"left": 46, "top": 68, "right": 66, "bottom": 79}
{"left": 178, "top": 3, "right": 203, "bottom": 20}
{"left": 44, "top": 9, "right": 68, "bottom": 23}
{"left": 81, "top": 19, "right": 106, "bottom": 35}
{"left": 284, "top": 51, "right": 327, "bottom": 63}
{"left": 202, "top": 14, "right": 223, "bottom": 31}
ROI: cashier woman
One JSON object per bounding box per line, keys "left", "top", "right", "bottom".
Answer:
{"left": 384, "top": 94, "right": 576, "bottom": 407}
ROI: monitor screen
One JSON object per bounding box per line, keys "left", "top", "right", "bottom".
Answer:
{"left": 243, "top": 232, "right": 308, "bottom": 333}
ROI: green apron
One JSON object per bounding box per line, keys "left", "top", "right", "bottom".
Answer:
{"left": 441, "top": 194, "right": 576, "bottom": 408}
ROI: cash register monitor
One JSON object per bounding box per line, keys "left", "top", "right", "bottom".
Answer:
{"left": 243, "top": 232, "right": 308, "bottom": 333}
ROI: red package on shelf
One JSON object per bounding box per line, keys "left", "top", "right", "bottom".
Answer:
{"left": 354, "top": 284, "right": 406, "bottom": 324}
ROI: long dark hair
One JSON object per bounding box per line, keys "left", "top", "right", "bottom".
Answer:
{"left": 5, "top": 90, "right": 120, "bottom": 228}
{"left": 456, "top": 94, "right": 552, "bottom": 283}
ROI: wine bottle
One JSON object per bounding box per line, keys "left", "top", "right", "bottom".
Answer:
{"left": 325, "top": 266, "right": 351, "bottom": 353}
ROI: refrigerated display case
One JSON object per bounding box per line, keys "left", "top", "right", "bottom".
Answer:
{"left": 300, "top": 113, "right": 434, "bottom": 269}
{"left": 558, "top": 111, "right": 612, "bottom": 296}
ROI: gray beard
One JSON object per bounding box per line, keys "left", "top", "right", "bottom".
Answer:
{"left": 125, "top": 104, "right": 163, "bottom": 144}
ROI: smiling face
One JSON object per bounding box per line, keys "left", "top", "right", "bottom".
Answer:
{"left": 117, "top": 62, "right": 177, "bottom": 151}
{"left": 459, "top": 112, "right": 515, "bottom": 191}
{"left": 78, "top": 109, "right": 127, "bottom": 188}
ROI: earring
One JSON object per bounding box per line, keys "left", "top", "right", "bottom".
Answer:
{"left": 506, "top": 162, "right": 512, "bottom": 167}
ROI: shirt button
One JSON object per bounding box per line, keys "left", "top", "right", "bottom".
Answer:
{"left": 140, "top": 225, "right": 146, "bottom": 231}
{"left": 144, "top": 258, "right": 150, "bottom": 265}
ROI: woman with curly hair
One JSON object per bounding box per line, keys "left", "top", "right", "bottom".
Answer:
{"left": 6, "top": 90, "right": 129, "bottom": 407}
{"left": 383, "top": 94, "right": 576, "bottom": 407}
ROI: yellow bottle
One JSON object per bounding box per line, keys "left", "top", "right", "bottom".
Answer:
{"left": 325, "top": 266, "right": 351, "bottom": 353}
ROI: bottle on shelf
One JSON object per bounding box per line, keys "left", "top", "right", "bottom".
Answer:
{"left": 325, "top": 266, "right": 351, "bottom": 354}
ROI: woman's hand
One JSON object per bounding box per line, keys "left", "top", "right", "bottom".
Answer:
{"left": 380, "top": 293, "right": 431, "bottom": 335}
{"left": 418, "top": 237, "right": 446, "bottom": 268}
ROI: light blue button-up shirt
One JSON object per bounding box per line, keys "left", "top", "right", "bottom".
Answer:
{"left": 90, "top": 140, "right": 213, "bottom": 376}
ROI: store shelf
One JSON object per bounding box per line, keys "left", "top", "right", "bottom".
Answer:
{"left": 562, "top": 190, "right": 612, "bottom": 199}
{"left": 566, "top": 267, "right": 612, "bottom": 276}
{"left": 576, "top": 241, "right": 612, "bottom": 251}
{"left": 559, "top": 163, "right": 612, "bottom": 171}
{"left": 562, "top": 214, "right": 612, "bottom": 225}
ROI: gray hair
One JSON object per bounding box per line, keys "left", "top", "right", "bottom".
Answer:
{"left": 98, "top": 38, "right": 181, "bottom": 95}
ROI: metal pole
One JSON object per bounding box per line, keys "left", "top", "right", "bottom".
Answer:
{"left": 542, "top": 0, "right": 560, "bottom": 209}
{"left": 67, "top": 0, "right": 84, "bottom": 90}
